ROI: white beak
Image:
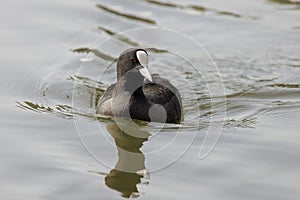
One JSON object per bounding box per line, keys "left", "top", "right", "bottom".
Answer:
{"left": 136, "top": 50, "right": 152, "bottom": 82}
{"left": 139, "top": 67, "right": 153, "bottom": 82}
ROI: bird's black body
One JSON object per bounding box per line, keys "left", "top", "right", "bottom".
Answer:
{"left": 96, "top": 48, "right": 182, "bottom": 124}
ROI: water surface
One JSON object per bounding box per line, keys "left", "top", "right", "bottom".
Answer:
{"left": 1, "top": 0, "right": 300, "bottom": 199}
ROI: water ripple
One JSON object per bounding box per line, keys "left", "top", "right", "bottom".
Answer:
{"left": 143, "top": 0, "right": 255, "bottom": 19}
{"left": 96, "top": 4, "right": 156, "bottom": 24}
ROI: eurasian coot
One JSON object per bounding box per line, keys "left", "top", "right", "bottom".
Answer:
{"left": 96, "top": 48, "right": 182, "bottom": 123}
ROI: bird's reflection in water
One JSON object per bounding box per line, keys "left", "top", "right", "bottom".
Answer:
{"left": 104, "top": 121, "right": 150, "bottom": 198}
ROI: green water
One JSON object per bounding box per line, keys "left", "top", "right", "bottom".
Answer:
{"left": 1, "top": 0, "right": 300, "bottom": 199}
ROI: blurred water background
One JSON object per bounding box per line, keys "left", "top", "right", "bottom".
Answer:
{"left": 1, "top": 0, "right": 300, "bottom": 199}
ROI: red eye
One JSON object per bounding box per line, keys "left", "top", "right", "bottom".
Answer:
{"left": 130, "top": 57, "right": 136, "bottom": 64}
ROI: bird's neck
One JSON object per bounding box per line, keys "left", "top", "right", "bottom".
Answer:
{"left": 117, "top": 73, "right": 145, "bottom": 97}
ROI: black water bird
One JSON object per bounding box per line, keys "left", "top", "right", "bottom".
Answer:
{"left": 96, "top": 48, "right": 182, "bottom": 123}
